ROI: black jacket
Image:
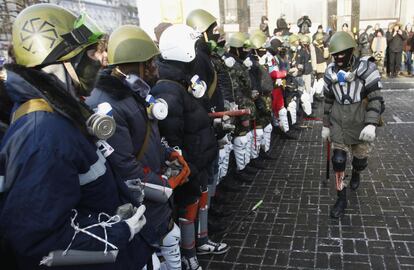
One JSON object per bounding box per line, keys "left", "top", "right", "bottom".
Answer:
{"left": 86, "top": 70, "right": 172, "bottom": 246}
{"left": 387, "top": 30, "right": 408, "bottom": 53}
{"left": 152, "top": 60, "right": 218, "bottom": 190}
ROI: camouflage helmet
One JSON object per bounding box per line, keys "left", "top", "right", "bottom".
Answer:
{"left": 108, "top": 25, "right": 159, "bottom": 65}
{"left": 300, "top": 34, "right": 311, "bottom": 45}
{"left": 329, "top": 31, "right": 357, "bottom": 55}
{"left": 288, "top": 34, "right": 300, "bottom": 45}
{"left": 186, "top": 9, "right": 217, "bottom": 33}
{"left": 12, "top": 3, "right": 103, "bottom": 67}
{"left": 249, "top": 32, "right": 267, "bottom": 49}
{"left": 228, "top": 32, "right": 247, "bottom": 48}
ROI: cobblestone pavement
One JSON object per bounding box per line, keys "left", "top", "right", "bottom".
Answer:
{"left": 200, "top": 84, "right": 414, "bottom": 269}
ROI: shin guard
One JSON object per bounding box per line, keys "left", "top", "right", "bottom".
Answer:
{"left": 160, "top": 223, "right": 181, "bottom": 270}
{"left": 197, "top": 191, "right": 209, "bottom": 243}
{"left": 233, "top": 135, "right": 249, "bottom": 171}
{"left": 263, "top": 124, "right": 273, "bottom": 152}
{"left": 251, "top": 128, "right": 264, "bottom": 159}
{"left": 179, "top": 201, "right": 198, "bottom": 252}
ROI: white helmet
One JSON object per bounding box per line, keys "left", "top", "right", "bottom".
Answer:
{"left": 159, "top": 24, "right": 201, "bottom": 63}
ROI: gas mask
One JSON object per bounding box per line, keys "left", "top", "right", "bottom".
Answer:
{"left": 121, "top": 71, "right": 169, "bottom": 120}
{"left": 189, "top": 75, "right": 207, "bottom": 98}
{"left": 86, "top": 102, "right": 116, "bottom": 140}
{"left": 145, "top": 94, "right": 168, "bottom": 120}
{"left": 74, "top": 51, "right": 102, "bottom": 96}
{"left": 222, "top": 56, "right": 235, "bottom": 67}
{"left": 243, "top": 57, "right": 253, "bottom": 68}
{"left": 331, "top": 70, "right": 355, "bottom": 86}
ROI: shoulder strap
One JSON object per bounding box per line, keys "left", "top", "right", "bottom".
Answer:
{"left": 156, "top": 79, "right": 187, "bottom": 90}
{"left": 11, "top": 98, "right": 53, "bottom": 124}
{"left": 207, "top": 71, "right": 218, "bottom": 99}
{"left": 136, "top": 120, "right": 151, "bottom": 161}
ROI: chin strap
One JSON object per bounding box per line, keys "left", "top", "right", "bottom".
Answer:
{"left": 63, "top": 62, "right": 81, "bottom": 88}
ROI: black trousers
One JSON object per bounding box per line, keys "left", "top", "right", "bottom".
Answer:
{"left": 389, "top": 51, "right": 402, "bottom": 75}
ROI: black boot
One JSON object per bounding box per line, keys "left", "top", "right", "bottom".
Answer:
{"left": 350, "top": 170, "right": 360, "bottom": 191}
{"left": 209, "top": 207, "right": 233, "bottom": 218}
{"left": 242, "top": 166, "right": 259, "bottom": 175}
{"left": 259, "top": 150, "right": 277, "bottom": 160}
{"left": 218, "top": 178, "right": 242, "bottom": 192}
{"left": 208, "top": 218, "right": 227, "bottom": 234}
{"left": 330, "top": 188, "right": 347, "bottom": 218}
{"left": 249, "top": 159, "right": 266, "bottom": 169}
{"left": 280, "top": 130, "right": 298, "bottom": 140}
{"left": 233, "top": 171, "right": 253, "bottom": 184}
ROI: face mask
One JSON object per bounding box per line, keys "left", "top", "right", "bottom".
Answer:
{"left": 190, "top": 75, "right": 207, "bottom": 98}
{"left": 86, "top": 102, "right": 116, "bottom": 140}
{"left": 333, "top": 48, "right": 353, "bottom": 69}
{"left": 75, "top": 52, "right": 102, "bottom": 96}
{"left": 145, "top": 94, "right": 168, "bottom": 120}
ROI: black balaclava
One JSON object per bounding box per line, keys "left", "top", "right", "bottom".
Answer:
{"left": 332, "top": 48, "right": 354, "bottom": 71}
{"left": 229, "top": 47, "right": 247, "bottom": 60}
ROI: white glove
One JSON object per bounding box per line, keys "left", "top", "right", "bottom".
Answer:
{"left": 321, "top": 127, "right": 330, "bottom": 141}
{"left": 276, "top": 79, "right": 283, "bottom": 86}
{"left": 125, "top": 205, "right": 146, "bottom": 241}
{"left": 359, "top": 124, "right": 376, "bottom": 142}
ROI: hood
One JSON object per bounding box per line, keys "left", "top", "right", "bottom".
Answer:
{"left": 4, "top": 64, "right": 91, "bottom": 130}
{"left": 4, "top": 64, "right": 48, "bottom": 104}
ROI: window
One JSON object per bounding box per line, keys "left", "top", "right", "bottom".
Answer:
{"left": 224, "top": 0, "right": 238, "bottom": 24}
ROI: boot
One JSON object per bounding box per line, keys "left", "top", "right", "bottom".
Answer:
{"left": 218, "top": 180, "right": 242, "bottom": 192}
{"left": 235, "top": 173, "right": 253, "bottom": 184}
{"left": 209, "top": 207, "right": 233, "bottom": 218}
{"left": 207, "top": 218, "right": 228, "bottom": 234}
{"left": 280, "top": 130, "right": 298, "bottom": 140}
{"left": 241, "top": 166, "right": 258, "bottom": 175}
{"left": 330, "top": 188, "right": 347, "bottom": 218}
{"left": 212, "top": 192, "right": 232, "bottom": 205}
{"left": 249, "top": 158, "right": 266, "bottom": 169}
{"left": 259, "top": 150, "right": 277, "bottom": 160}
{"left": 350, "top": 170, "right": 360, "bottom": 191}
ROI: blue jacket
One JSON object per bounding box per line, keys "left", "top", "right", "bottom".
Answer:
{"left": 0, "top": 65, "right": 152, "bottom": 270}
{"left": 86, "top": 70, "right": 173, "bottom": 246}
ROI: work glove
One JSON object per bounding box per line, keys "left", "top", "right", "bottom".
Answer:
{"left": 321, "top": 127, "right": 330, "bottom": 141}
{"left": 300, "top": 92, "right": 312, "bottom": 115}
{"left": 168, "top": 151, "right": 190, "bottom": 189}
{"left": 125, "top": 205, "right": 146, "bottom": 241}
{"left": 276, "top": 79, "right": 283, "bottom": 86}
{"left": 359, "top": 124, "right": 376, "bottom": 142}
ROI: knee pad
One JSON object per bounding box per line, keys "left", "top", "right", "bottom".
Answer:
{"left": 332, "top": 149, "right": 347, "bottom": 172}
{"left": 264, "top": 124, "right": 273, "bottom": 133}
{"left": 352, "top": 157, "right": 368, "bottom": 172}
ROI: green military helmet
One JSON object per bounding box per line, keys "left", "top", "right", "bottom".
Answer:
{"left": 249, "top": 32, "right": 267, "bottom": 49}
{"left": 228, "top": 32, "right": 247, "bottom": 48}
{"left": 186, "top": 9, "right": 217, "bottom": 32}
{"left": 12, "top": 3, "right": 103, "bottom": 67}
{"left": 329, "top": 31, "right": 357, "bottom": 55}
{"left": 289, "top": 34, "right": 300, "bottom": 45}
{"left": 300, "top": 34, "right": 311, "bottom": 45}
{"left": 108, "top": 25, "right": 159, "bottom": 65}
